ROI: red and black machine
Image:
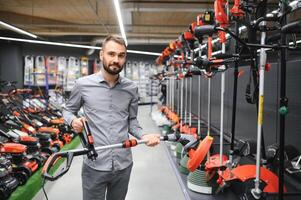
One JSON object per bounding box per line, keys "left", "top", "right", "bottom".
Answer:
{"left": 42, "top": 121, "right": 202, "bottom": 181}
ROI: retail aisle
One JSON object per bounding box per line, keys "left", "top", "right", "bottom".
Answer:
{"left": 33, "top": 105, "right": 185, "bottom": 200}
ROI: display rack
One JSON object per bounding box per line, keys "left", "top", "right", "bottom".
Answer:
{"left": 125, "top": 60, "right": 159, "bottom": 104}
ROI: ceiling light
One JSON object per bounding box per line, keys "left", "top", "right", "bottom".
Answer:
{"left": 0, "top": 36, "right": 100, "bottom": 49}
{"left": 0, "top": 36, "right": 160, "bottom": 56}
{"left": 127, "top": 50, "right": 161, "bottom": 56}
{"left": 0, "top": 20, "right": 38, "bottom": 39}
{"left": 114, "top": 0, "right": 128, "bottom": 46}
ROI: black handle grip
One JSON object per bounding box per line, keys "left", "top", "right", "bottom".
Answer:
{"left": 195, "top": 57, "right": 212, "bottom": 68}
{"left": 42, "top": 151, "right": 75, "bottom": 181}
{"left": 214, "top": 54, "right": 239, "bottom": 59}
{"left": 163, "top": 132, "right": 198, "bottom": 150}
{"left": 81, "top": 121, "right": 98, "bottom": 160}
{"left": 194, "top": 25, "right": 216, "bottom": 39}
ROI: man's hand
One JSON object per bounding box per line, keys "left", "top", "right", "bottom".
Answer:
{"left": 71, "top": 117, "right": 86, "bottom": 133}
{"left": 141, "top": 134, "right": 161, "bottom": 147}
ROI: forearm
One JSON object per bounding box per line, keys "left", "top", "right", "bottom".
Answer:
{"left": 129, "top": 118, "right": 144, "bottom": 139}
{"left": 128, "top": 86, "right": 144, "bottom": 139}
{"left": 62, "top": 108, "right": 78, "bottom": 126}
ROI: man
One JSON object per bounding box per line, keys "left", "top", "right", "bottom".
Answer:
{"left": 63, "top": 34, "right": 161, "bottom": 200}
{"left": 157, "top": 73, "right": 167, "bottom": 105}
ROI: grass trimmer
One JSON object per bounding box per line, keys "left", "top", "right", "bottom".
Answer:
{"left": 187, "top": 10, "right": 217, "bottom": 194}
{"left": 41, "top": 120, "right": 198, "bottom": 199}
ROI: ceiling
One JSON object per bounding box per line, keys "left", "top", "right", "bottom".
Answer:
{"left": 0, "top": 0, "right": 213, "bottom": 46}
{"left": 0, "top": 0, "right": 298, "bottom": 48}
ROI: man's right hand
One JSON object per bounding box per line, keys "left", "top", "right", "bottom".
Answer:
{"left": 71, "top": 117, "right": 86, "bottom": 133}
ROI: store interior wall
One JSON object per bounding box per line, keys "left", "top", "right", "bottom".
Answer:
{"left": 0, "top": 41, "right": 164, "bottom": 88}
{"left": 126, "top": 44, "right": 165, "bottom": 65}
{"left": 0, "top": 42, "right": 24, "bottom": 88}
{"left": 0, "top": 41, "right": 90, "bottom": 88}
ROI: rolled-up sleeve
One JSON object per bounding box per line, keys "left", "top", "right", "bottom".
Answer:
{"left": 128, "top": 87, "right": 144, "bottom": 139}
{"left": 63, "top": 81, "right": 83, "bottom": 126}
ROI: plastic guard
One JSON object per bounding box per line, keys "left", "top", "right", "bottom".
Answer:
{"left": 187, "top": 136, "right": 214, "bottom": 172}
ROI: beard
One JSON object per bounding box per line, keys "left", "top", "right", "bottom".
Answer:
{"left": 103, "top": 62, "right": 123, "bottom": 75}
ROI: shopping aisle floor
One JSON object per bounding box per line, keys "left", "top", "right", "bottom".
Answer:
{"left": 33, "top": 105, "right": 185, "bottom": 200}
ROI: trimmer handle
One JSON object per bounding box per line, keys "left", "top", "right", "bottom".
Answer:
{"left": 80, "top": 120, "right": 98, "bottom": 160}
{"left": 41, "top": 138, "right": 140, "bottom": 181}
{"left": 162, "top": 132, "right": 198, "bottom": 150}
{"left": 41, "top": 132, "right": 199, "bottom": 181}
{"left": 42, "top": 151, "right": 76, "bottom": 181}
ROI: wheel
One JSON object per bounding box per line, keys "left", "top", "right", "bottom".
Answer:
{"left": 31, "top": 156, "right": 43, "bottom": 168}
{"left": 0, "top": 187, "right": 10, "bottom": 200}
{"left": 13, "top": 171, "right": 28, "bottom": 185}
{"left": 14, "top": 165, "right": 32, "bottom": 178}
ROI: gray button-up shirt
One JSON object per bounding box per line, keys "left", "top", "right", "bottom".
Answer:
{"left": 63, "top": 73, "right": 144, "bottom": 171}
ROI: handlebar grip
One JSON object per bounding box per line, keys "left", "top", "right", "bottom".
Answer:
{"left": 42, "top": 151, "right": 75, "bottom": 181}
{"left": 161, "top": 132, "right": 198, "bottom": 150}
{"left": 281, "top": 20, "right": 301, "bottom": 34}
{"left": 161, "top": 132, "right": 181, "bottom": 141}
{"left": 214, "top": 54, "right": 239, "bottom": 59}
{"left": 83, "top": 121, "right": 93, "bottom": 143}
{"left": 194, "top": 25, "right": 216, "bottom": 39}
{"left": 122, "top": 139, "right": 138, "bottom": 148}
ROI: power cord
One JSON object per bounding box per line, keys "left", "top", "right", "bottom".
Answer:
{"left": 42, "top": 178, "right": 49, "bottom": 200}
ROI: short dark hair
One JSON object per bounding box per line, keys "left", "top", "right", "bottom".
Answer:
{"left": 102, "top": 34, "right": 127, "bottom": 50}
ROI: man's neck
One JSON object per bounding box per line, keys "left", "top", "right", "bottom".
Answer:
{"left": 100, "top": 68, "right": 119, "bottom": 87}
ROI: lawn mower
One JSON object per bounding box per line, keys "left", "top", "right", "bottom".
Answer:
{"left": 0, "top": 141, "right": 38, "bottom": 185}
{"left": 0, "top": 156, "right": 19, "bottom": 200}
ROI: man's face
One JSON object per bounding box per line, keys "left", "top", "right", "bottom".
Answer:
{"left": 100, "top": 40, "right": 126, "bottom": 75}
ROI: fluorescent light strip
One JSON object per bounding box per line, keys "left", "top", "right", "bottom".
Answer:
{"left": 0, "top": 36, "right": 160, "bottom": 56}
{"left": 0, "top": 20, "right": 38, "bottom": 39}
{"left": 114, "top": 0, "right": 128, "bottom": 46}
{"left": 0, "top": 36, "right": 101, "bottom": 49}
{"left": 127, "top": 50, "right": 161, "bottom": 56}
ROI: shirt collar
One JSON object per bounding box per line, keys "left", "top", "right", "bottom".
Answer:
{"left": 97, "top": 72, "right": 123, "bottom": 84}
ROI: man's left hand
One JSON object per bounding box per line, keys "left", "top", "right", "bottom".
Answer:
{"left": 141, "top": 134, "right": 161, "bottom": 147}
